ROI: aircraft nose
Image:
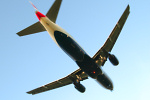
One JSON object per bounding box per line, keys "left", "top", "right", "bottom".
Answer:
{"left": 108, "top": 84, "right": 113, "bottom": 91}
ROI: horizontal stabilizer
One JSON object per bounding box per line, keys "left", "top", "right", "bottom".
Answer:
{"left": 16, "top": 0, "right": 62, "bottom": 36}
{"left": 17, "top": 22, "right": 46, "bottom": 36}
{"left": 46, "top": 0, "right": 62, "bottom": 23}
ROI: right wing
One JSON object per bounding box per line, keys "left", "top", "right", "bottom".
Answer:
{"left": 27, "top": 69, "right": 88, "bottom": 95}
{"left": 100, "top": 5, "right": 130, "bottom": 52}
{"left": 93, "top": 5, "right": 130, "bottom": 66}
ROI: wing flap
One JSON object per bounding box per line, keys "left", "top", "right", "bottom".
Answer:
{"left": 27, "top": 69, "right": 88, "bottom": 95}
{"left": 16, "top": 22, "right": 46, "bottom": 36}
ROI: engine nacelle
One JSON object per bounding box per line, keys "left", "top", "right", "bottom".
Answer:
{"left": 108, "top": 54, "right": 119, "bottom": 66}
{"left": 74, "top": 81, "right": 85, "bottom": 93}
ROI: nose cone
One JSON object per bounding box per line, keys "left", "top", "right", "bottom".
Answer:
{"left": 107, "top": 84, "right": 113, "bottom": 91}
{"left": 35, "top": 11, "right": 46, "bottom": 20}
{"left": 96, "top": 73, "right": 114, "bottom": 91}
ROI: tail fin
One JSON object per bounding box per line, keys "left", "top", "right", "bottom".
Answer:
{"left": 16, "top": 0, "right": 62, "bottom": 36}
{"left": 29, "top": 1, "right": 38, "bottom": 11}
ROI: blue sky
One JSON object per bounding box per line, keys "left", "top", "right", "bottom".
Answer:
{"left": 0, "top": 0, "right": 150, "bottom": 100}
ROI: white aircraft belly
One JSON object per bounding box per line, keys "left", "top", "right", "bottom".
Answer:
{"left": 39, "top": 17, "right": 72, "bottom": 46}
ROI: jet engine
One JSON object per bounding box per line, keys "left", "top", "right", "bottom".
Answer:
{"left": 73, "top": 80, "right": 85, "bottom": 93}
{"left": 108, "top": 54, "right": 119, "bottom": 66}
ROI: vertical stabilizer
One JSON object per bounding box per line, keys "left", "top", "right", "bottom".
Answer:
{"left": 29, "top": 1, "right": 38, "bottom": 11}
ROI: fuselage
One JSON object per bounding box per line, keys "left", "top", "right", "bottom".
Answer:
{"left": 36, "top": 11, "right": 113, "bottom": 90}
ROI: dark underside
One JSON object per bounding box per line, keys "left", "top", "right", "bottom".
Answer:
{"left": 54, "top": 31, "right": 102, "bottom": 78}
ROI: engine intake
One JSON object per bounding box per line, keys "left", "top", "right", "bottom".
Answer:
{"left": 108, "top": 54, "right": 119, "bottom": 66}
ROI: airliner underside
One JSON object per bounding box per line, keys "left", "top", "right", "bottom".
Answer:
{"left": 17, "top": 0, "right": 130, "bottom": 95}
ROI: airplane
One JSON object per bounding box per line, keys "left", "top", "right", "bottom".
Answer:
{"left": 17, "top": 0, "right": 130, "bottom": 95}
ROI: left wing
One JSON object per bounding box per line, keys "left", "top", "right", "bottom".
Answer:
{"left": 27, "top": 69, "right": 88, "bottom": 95}
{"left": 93, "top": 5, "right": 130, "bottom": 66}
